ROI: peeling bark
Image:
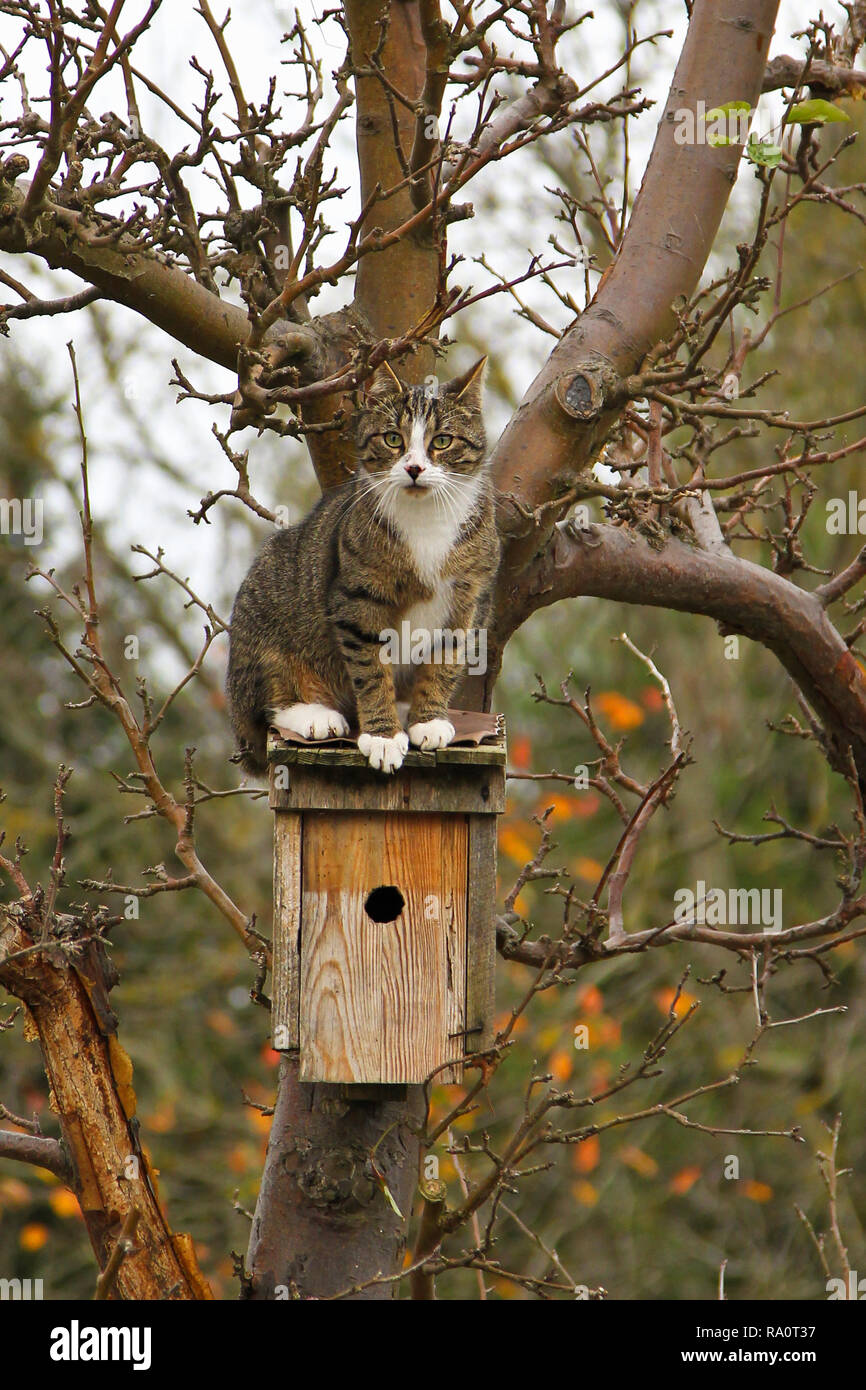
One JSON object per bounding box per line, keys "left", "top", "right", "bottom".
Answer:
{"left": 0, "top": 908, "right": 212, "bottom": 1300}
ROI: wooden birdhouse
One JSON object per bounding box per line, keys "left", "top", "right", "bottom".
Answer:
{"left": 268, "top": 715, "right": 506, "bottom": 1085}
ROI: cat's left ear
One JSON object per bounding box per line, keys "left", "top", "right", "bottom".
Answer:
{"left": 442, "top": 356, "right": 488, "bottom": 410}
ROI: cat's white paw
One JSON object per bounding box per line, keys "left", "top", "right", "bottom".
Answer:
{"left": 270, "top": 703, "right": 350, "bottom": 741}
{"left": 408, "top": 718, "right": 455, "bottom": 751}
{"left": 358, "top": 731, "right": 409, "bottom": 773}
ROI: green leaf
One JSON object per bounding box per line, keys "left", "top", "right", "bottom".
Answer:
{"left": 788, "top": 99, "right": 850, "bottom": 125}
{"left": 745, "top": 138, "right": 783, "bottom": 168}
{"left": 703, "top": 101, "right": 752, "bottom": 121}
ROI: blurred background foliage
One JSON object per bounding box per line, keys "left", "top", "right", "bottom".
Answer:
{"left": 2, "top": 92, "right": 866, "bottom": 1304}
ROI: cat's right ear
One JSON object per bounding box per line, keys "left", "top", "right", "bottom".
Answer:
{"left": 361, "top": 361, "right": 403, "bottom": 402}
{"left": 441, "top": 356, "right": 488, "bottom": 410}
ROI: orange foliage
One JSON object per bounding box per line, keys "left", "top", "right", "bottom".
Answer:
{"left": 620, "top": 1145, "right": 659, "bottom": 1177}
{"left": 535, "top": 793, "right": 583, "bottom": 823}
{"left": 655, "top": 986, "right": 698, "bottom": 1019}
{"left": 576, "top": 983, "right": 604, "bottom": 1016}
{"left": 144, "top": 1099, "right": 176, "bottom": 1134}
{"left": 205, "top": 1009, "right": 237, "bottom": 1037}
{"left": 549, "top": 1049, "right": 573, "bottom": 1082}
{"left": 595, "top": 691, "right": 644, "bottom": 730}
{"left": 573, "top": 856, "right": 604, "bottom": 883}
{"left": 742, "top": 1180, "right": 773, "bottom": 1203}
{"left": 641, "top": 685, "right": 665, "bottom": 712}
{"left": 510, "top": 734, "right": 532, "bottom": 769}
{"left": 590, "top": 1062, "right": 612, "bottom": 1094}
{"left": 49, "top": 1189, "right": 82, "bottom": 1219}
{"left": 20, "top": 1223, "right": 49, "bottom": 1251}
{"left": 498, "top": 825, "right": 537, "bottom": 865}
{"left": 246, "top": 1107, "right": 273, "bottom": 1136}
{"left": 493, "top": 1009, "right": 528, "bottom": 1036}
{"left": 494, "top": 1276, "right": 522, "bottom": 1298}
{"left": 573, "top": 1134, "right": 600, "bottom": 1173}
{"left": 228, "top": 1144, "right": 256, "bottom": 1174}
{"left": 572, "top": 1179, "right": 599, "bottom": 1207}
{"left": 669, "top": 1166, "right": 702, "bottom": 1194}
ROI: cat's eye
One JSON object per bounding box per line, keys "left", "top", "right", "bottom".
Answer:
{"left": 382, "top": 430, "right": 403, "bottom": 448}
{"left": 431, "top": 433, "right": 453, "bottom": 449}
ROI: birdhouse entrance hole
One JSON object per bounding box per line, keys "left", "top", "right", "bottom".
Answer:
{"left": 364, "top": 885, "right": 405, "bottom": 923}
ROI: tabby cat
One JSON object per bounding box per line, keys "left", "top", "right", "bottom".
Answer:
{"left": 227, "top": 357, "right": 498, "bottom": 775}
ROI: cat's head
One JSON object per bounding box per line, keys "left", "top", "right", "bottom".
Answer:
{"left": 354, "top": 358, "right": 488, "bottom": 503}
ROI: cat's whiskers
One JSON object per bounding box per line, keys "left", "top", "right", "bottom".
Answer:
{"left": 429, "top": 472, "right": 470, "bottom": 533}
{"left": 337, "top": 474, "right": 398, "bottom": 547}
{"left": 353, "top": 474, "right": 403, "bottom": 551}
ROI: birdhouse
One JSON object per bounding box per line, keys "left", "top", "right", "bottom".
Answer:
{"left": 268, "top": 715, "right": 506, "bottom": 1085}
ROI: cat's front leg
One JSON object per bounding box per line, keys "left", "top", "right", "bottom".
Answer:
{"left": 406, "top": 648, "right": 462, "bottom": 751}
{"left": 407, "top": 581, "right": 486, "bottom": 750}
{"left": 407, "top": 668, "right": 458, "bottom": 752}
{"left": 330, "top": 610, "right": 408, "bottom": 773}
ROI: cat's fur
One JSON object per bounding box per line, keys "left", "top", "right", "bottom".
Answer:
{"left": 227, "top": 358, "right": 498, "bottom": 775}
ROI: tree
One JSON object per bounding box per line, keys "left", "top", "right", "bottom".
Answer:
{"left": 1, "top": 0, "right": 866, "bottom": 1300}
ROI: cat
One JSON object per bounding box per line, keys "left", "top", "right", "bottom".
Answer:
{"left": 226, "top": 357, "right": 499, "bottom": 775}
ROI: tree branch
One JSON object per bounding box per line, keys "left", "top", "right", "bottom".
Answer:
{"left": 510, "top": 519, "right": 866, "bottom": 784}
{"left": 0, "top": 1128, "right": 71, "bottom": 1180}
{"left": 488, "top": 0, "right": 780, "bottom": 560}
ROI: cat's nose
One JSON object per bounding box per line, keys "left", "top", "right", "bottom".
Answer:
{"left": 405, "top": 463, "right": 423, "bottom": 482}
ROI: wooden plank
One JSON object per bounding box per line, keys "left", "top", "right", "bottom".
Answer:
{"left": 272, "top": 810, "right": 302, "bottom": 1052}
{"left": 435, "top": 746, "right": 506, "bottom": 766}
{"left": 464, "top": 813, "right": 497, "bottom": 1054}
{"left": 270, "top": 761, "right": 505, "bottom": 814}
{"left": 298, "top": 812, "right": 468, "bottom": 1084}
{"left": 440, "top": 816, "right": 468, "bottom": 1084}
{"left": 298, "top": 816, "right": 383, "bottom": 1082}
{"left": 379, "top": 816, "right": 447, "bottom": 1085}
{"left": 267, "top": 732, "right": 506, "bottom": 770}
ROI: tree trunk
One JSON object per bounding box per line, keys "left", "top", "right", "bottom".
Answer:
{"left": 246, "top": 1058, "right": 424, "bottom": 1300}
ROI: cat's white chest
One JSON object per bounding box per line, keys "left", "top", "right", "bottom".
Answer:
{"left": 403, "top": 584, "right": 453, "bottom": 637}
{"left": 389, "top": 496, "right": 459, "bottom": 687}
{"left": 390, "top": 499, "right": 462, "bottom": 586}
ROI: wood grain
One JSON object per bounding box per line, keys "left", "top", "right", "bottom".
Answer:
{"left": 465, "top": 814, "right": 497, "bottom": 1054}
{"left": 272, "top": 811, "right": 302, "bottom": 1052}
{"left": 270, "top": 758, "right": 505, "bottom": 815}
{"left": 298, "top": 812, "right": 468, "bottom": 1083}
